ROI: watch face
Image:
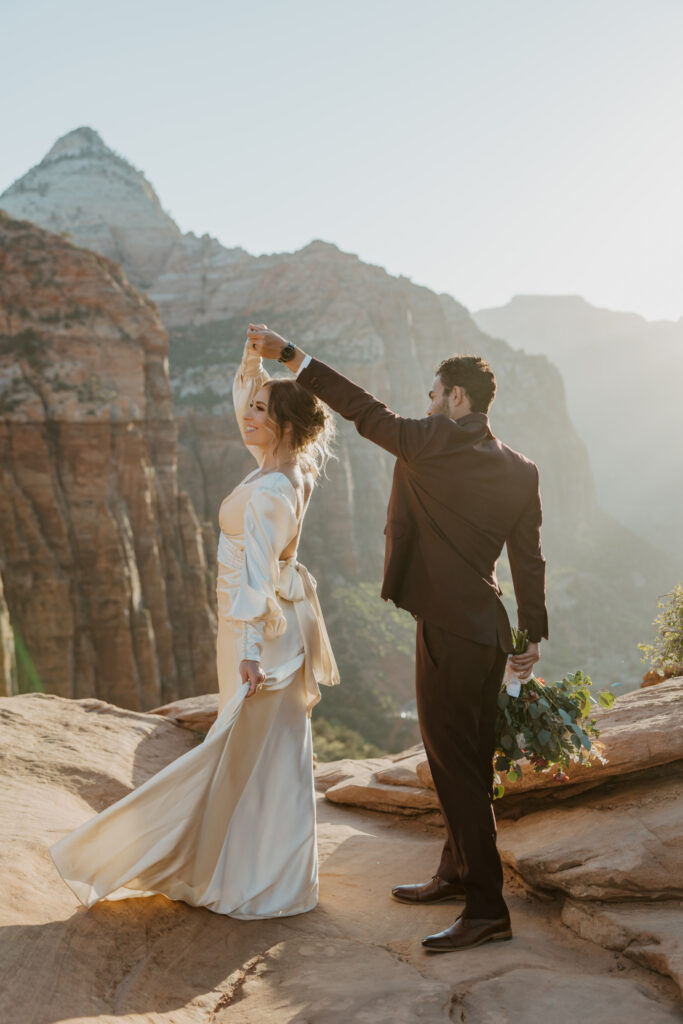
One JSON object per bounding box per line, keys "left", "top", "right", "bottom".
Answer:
{"left": 280, "top": 344, "right": 296, "bottom": 362}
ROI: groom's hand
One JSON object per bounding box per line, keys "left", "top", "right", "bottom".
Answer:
{"left": 247, "top": 323, "right": 307, "bottom": 372}
{"left": 247, "top": 323, "right": 288, "bottom": 359}
{"left": 508, "top": 641, "right": 540, "bottom": 677}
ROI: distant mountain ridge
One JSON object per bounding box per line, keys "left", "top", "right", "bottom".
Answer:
{"left": 474, "top": 295, "right": 683, "bottom": 555}
{"left": 1, "top": 128, "right": 680, "bottom": 735}
{"left": 476, "top": 294, "right": 683, "bottom": 346}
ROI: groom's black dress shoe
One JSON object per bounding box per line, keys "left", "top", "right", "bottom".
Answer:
{"left": 391, "top": 875, "right": 465, "bottom": 905}
{"left": 422, "top": 913, "right": 512, "bottom": 952}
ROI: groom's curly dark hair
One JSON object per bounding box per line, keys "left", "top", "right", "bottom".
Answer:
{"left": 437, "top": 355, "right": 497, "bottom": 413}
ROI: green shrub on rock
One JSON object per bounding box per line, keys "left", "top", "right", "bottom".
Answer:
{"left": 639, "top": 584, "right": 683, "bottom": 678}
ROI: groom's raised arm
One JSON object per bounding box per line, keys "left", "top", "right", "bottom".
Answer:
{"left": 245, "top": 323, "right": 433, "bottom": 462}
{"left": 297, "top": 356, "right": 433, "bottom": 462}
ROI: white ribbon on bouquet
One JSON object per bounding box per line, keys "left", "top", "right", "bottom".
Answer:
{"left": 503, "top": 661, "right": 533, "bottom": 698}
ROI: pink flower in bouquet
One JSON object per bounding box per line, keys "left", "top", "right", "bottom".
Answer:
{"left": 553, "top": 770, "right": 570, "bottom": 783}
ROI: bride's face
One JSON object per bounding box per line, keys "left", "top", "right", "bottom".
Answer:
{"left": 243, "top": 386, "right": 278, "bottom": 449}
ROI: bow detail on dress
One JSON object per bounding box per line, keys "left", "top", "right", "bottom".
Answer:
{"left": 276, "top": 557, "right": 308, "bottom": 602}
{"left": 276, "top": 557, "right": 339, "bottom": 714}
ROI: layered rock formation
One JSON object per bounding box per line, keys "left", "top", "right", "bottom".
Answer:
{"left": 0, "top": 213, "right": 216, "bottom": 708}
{"left": 2, "top": 690, "right": 680, "bottom": 1022}
{"left": 474, "top": 295, "right": 683, "bottom": 556}
{"left": 2, "top": 128, "right": 680, "bottom": 730}
{"left": 0, "top": 572, "right": 17, "bottom": 696}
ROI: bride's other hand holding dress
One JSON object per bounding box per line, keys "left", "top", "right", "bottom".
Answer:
{"left": 240, "top": 658, "right": 266, "bottom": 696}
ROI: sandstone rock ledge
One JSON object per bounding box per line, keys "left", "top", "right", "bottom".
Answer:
{"left": 312, "top": 681, "right": 683, "bottom": 998}
{"left": 1, "top": 692, "right": 681, "bottom": 1023}
{"left": 150, "top": 682, "right": 683, "bottom": 1000}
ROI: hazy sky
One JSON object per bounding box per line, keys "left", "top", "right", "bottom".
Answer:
{"left": 3, "top": 0, "right": 682, "bottom": 320}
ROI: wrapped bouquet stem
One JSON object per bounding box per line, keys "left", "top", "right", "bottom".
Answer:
{"left": 493, "top": 628, "right": 615, "bottom": 798}
{"left": 502, "top": 635, "right": 534, "bottom": 697}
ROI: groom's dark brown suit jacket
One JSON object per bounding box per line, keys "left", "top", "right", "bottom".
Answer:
{"left": 298, "top": 359, "right": 548, "bottom": 652}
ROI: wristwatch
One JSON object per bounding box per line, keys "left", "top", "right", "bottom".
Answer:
{"left": 278, "top": 343, "right": 296, "bottom": 363}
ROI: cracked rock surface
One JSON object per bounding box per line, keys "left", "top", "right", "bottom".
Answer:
{"left": 497, "top": 764, "right": 683, "bottom": 902}
{"left": 1, "top": 692, "right": 680, "bottom": 1023}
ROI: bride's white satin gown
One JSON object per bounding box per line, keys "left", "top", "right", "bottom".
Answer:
{"left": 49, "top": 343, "right": 339, "bottom": 919}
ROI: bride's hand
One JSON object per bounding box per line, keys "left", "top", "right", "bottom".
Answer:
{"left": 240, "top": 659, "right": 266, "bottom": 697}
{"left": 247, "top": 323, "right": 289, "bottom": 359}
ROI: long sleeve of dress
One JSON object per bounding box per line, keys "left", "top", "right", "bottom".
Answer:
{"left": 233, "top": 340, "right": 271, "bottom": 464}
{"left": 228, "top": 478, "right": 299, "bottom": 661}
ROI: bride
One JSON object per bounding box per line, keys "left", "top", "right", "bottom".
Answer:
{"left": 49, "top": 333, "right": 339, "bottom": 919}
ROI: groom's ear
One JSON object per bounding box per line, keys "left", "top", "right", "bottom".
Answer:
{"left": 449, "top": 385, "right": 472, "bottom": 415}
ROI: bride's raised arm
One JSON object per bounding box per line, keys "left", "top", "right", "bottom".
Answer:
{"left": 232, "top": 339, "right": 271, "bottom": 463}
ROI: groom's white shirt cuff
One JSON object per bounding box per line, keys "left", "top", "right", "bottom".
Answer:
{"left": 295, "top": 354, "right": 312, "bottom": 377}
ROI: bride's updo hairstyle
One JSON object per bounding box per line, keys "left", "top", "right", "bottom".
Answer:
{"left": 264, "top": 378, "right": 336, "bottom": 477}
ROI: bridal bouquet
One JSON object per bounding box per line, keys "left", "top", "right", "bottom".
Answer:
{"left": 493, "top": 628, "right": 615, "bottom": 798}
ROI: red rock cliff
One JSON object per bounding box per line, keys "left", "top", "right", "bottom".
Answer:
{"left": 0, "top": 213, "right": 217, "bottom": 708}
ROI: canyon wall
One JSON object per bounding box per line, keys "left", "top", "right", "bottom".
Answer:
{"left": 0, "top": 213, "right": 216, "bottom": 708}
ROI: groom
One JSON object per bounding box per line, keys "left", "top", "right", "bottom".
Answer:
{"left": 247, "top": 323, "right": 548, "bottom": 952}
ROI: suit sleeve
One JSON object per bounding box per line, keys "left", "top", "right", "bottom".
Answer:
{"left": 506, "top": 468, "right": 549, "bottom": 643}
{"left": 297, "top": 357, "right": 432, "bottom": 461}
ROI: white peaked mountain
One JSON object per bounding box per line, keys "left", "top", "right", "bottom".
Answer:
{"left": 474, "top": 296, "right": 683, "bottom": 555}
{"left": 0, "top": 126, "right": 247, "bottom": 295}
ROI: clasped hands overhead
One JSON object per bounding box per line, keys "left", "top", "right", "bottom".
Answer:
{"left": 247, "top": 323, "right": 289, "bottom": 360}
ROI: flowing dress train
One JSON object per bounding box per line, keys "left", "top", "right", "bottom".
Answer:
{"left": 49, "top": 342, "right": 339, "bottom": 918}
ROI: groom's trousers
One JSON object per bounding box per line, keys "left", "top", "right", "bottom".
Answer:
{"left": 416, "top": 617, "right": 509, "bottom": 920}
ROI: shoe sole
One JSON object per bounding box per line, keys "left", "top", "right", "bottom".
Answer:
{"left": 391, "top": 892, "right": 465, "bottom": 905}
{"left": 422, "top": 930, "right": 513, "bottom": 952}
